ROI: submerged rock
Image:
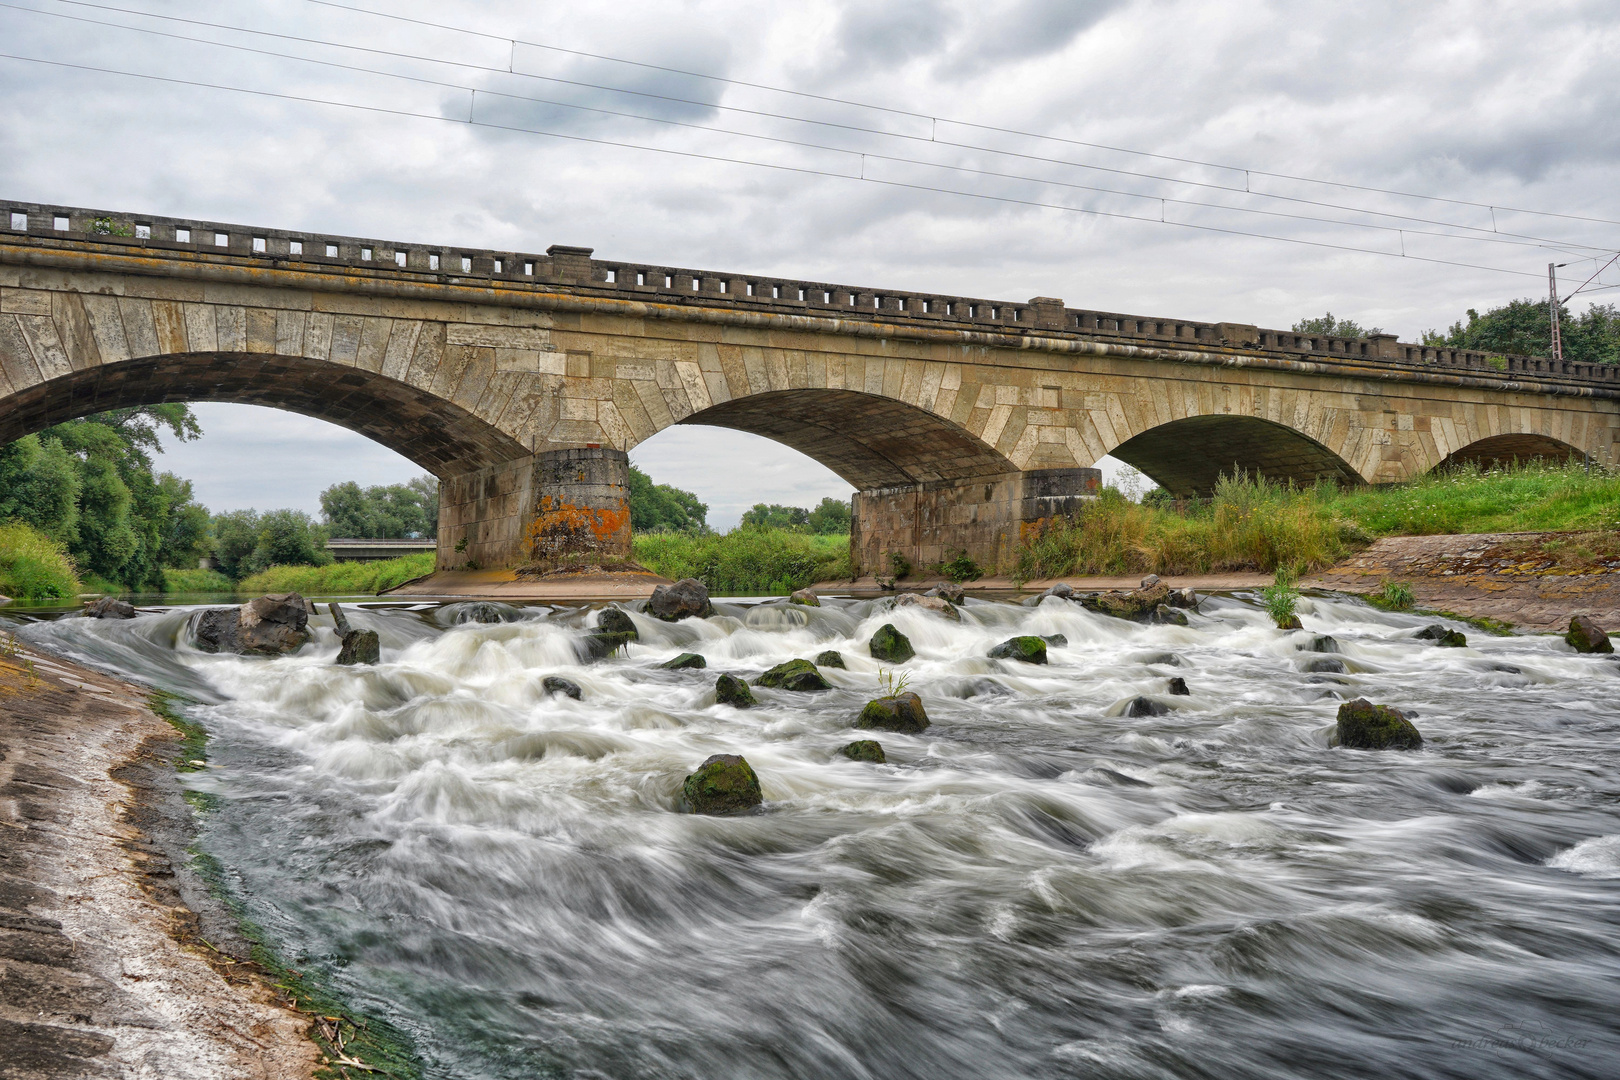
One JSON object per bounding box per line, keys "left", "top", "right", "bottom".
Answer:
{"left": 840, "top": 739, "right": 887, "bottom": 764}
{"left": 715, "top": 674, "right": 756, "bottom": 707}
{"left": 893, "top": 593, "right": 960, "bottom": 621}
{"left": 450, "top": 601, "right": 507, "bottom": 624}
{"left": 856, "top": 692, "right": 930, "bottom": 734}
{"left": 1303, "top": 635, "right": 1340, "bottom": 653}
{"left": 1080, "top": 581, "right": 1171, "bottom": 621}
{"left": 1334, "top": 698, "right": 1422, "bottom": 750}
{"left": 1041, "top": 634, "right": 1068, "bottom": 647}
{"left": 681, "top": 754, "right": 763, "bottom": 815}
{"left": 542, "top": 676, "right": 583, "bottom": 700}
{"left": 1168, "top": 676, "right": 1190, "bottom": 696}
{"left": 582, "top": 631, "right": 636, "bottom": 660}
{"left": 754, "top": 659, "right": 831, "bottom": 691}
{"left": 660, "top": 652, "right": 707, "bottom": 670}
{"left": 83, "top": 596, "right": 136, "bottom": 619}
{"left": 868, "top": 623, "right": 915, "bottom": 663}
{"left": 1149, "top": 604, "right": 1189, "bottom": 626}
{"left": 1565, "top": 616, "right": 1612, "bottom": 654}
{"left": 1306, "top": 656, "right": 1347, "bottom": 674}
{"left": 1139, "top": 651, "right": 1182, "bottom": 667}
{"left": 1124, "top": 696, "right": 1168, "bottom": 717}
{"left": 595, "top": 607, "right": 638, "bottom": 637}
{"left": 647, "top": 578, "right": 714, "bottom": 622}
{"left": 190, "top": 593, "right": 312, "bottom": 656}
{"left": 988, "top": 636, "right": 1048, "bottom": 664}
{"left": 814, "top": 650, "right": 847, "bottom": 669}
{"left": 1415, "top": 624, "right": 1467, "bottom": 648}
{"left": 788, "top": 588, "right": 820, "bottom": 607}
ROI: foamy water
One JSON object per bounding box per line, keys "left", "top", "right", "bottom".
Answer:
{"left": 18, "top": 590, "right": 1620, "bottom": 1078}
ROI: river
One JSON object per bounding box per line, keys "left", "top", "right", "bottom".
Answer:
{"left": 11, "top": 590, "right": 1620, "bottom": 1078}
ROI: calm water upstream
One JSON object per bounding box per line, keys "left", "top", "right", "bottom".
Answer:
{"left": 13, "top": 591, "right": 1620, "bottom": 1079}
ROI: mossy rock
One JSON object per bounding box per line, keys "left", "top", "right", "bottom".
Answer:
{"left": 1415, "top": 624, "right": 1467, "bottom": 648}
{"left": 681, "top": 753, "right": 762, "bottom": 815}
{"left": 1080, "top": 582, "right": 1170, "bottom": 621}
{"left": 1275, "top": 615, "right": 1303, "bottom": 630}
{"left": 840, "top": 740, "right": 887, "bottom": 764}
{"left": 542, "top": 675, "right": 582, "bottom": 700}
{"left": 855, "top": 692, "right": 930, "bottom": 734}
{"left": 336, "top": 628, "right": 380, "bottom": 665}
{"left": 754, "top": 659, "right": 831, "bottom": 691}
{"left": 988, "top": 636, "right": 1047, "bottom": 664}
{"left": 582, "top": 631, "right": 635, "bottom": 660}
{"left": 595, "top": 607, "right": 638, "bottom": 638}
{"left": 715, "top": 673, "right": 756, "bottom": 707}
{"left": 868, "top": 623, "right": 915, "bottom": 663}
{"left": 660, "top": 652, "right": 707, "bottom": 670}
{"left": 1333, "top": 698, "right": 1422, "bottom": 750}
{"left": 789, "top": 589, "right": 820, "bottom": 606}
{"left": 1565, "top": 615, "right": 1612, "bottom": 654}
{"left": 814, "top": 650, "right": 846, "bottom": 669}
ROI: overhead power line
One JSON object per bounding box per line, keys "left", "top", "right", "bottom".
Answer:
{"left": 0, "top": 50, "right": 1550, "bottom": 282}
{"left": 32, "top": 0, "right": 1620, "bottom": 249}
{"left": 4, "top": 1, "right": 1606, "bottom": 260}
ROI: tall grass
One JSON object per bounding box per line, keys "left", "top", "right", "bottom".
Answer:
{"left": 633, "top": 529, "right": 851, "bottom": 595}
{"left": 1323, "top": 459, "right": 1620, "bottom": 535}
{"left": 0, "top": 520, "right": 81, "bottom": 599}
{"left": 163, "top": 568, "right": 235, "bottom": 593}
{"left": 238, "top": 551, "right": 436, "bottom": 596}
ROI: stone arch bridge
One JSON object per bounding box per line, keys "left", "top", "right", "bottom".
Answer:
{"left": 3, "top": 202, "right": 1617, "bottom": 575}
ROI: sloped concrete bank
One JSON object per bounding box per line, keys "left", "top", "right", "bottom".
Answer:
{"left": 0, "top": 640, "right": 317, "bottom": 1080}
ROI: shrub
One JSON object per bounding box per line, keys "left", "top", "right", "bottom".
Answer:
{"left": 163, "top": 568, "right": 235, "bottom": 593}
{"left": 1379, "top": 580, "right": 1414, "bottom": 610}
{"left": 632, "top": 528, "right": 850, "bottom": 595}
{"left": 940, "top": 551, "right": 983, "bottom": 583}
{"left": 0, "top": 520, "right": 81, "bottom": 599}
{"left": 1261, "top": 565, "right": 1301, "bottom": 626}
{"left": 237, "top": 551, "right": 435, "bottom": 596}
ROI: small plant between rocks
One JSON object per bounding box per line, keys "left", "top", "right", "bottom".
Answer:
{"left": 1262, "top": 565, "right": 1302, "bottom": 629}
{"left": 1378, "top": 580, "right": 1415, "bottom": 610}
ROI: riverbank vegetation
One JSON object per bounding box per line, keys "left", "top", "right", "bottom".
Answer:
{"left": 238, "top": 550, "right": 435, "bottom": 596}
{"left": 633, "top": 529, "right": 851, "bottom": 595}
{"left": 0, "top": 520, "right": 81, "bottom": 599}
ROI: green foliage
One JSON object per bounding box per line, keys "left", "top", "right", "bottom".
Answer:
{"left": 807, "top": 497, "right": 852, "bottom": 534}
{"left": 237, "top": 550, "right": 435, "bottom": 596}
{"left": 1378, "top": 580, "right": 1415, "bottom": 610}
{"left": 740, "top": 496, "right": 851, "bottom": 534}
{"left": 1293, "top": 312, "right": 1381, "bottom": 339}
{"left": 320, "top": 475, "right": 438, "bottom": 538}
{"left": 163, "top": 567, "right": 235, "bottom": 593}
{"left": 940, "top": 551, "right": 984, "bottom": 583}
{"left": 1261, "top": 565, "right": 1300, "bottom": 625}
{"left": 211, "top": 509, "right": 261, "bottom": 580}
{"left": 628, "top": 465, "right": 708, "bottom": 533}
{"left": 1424, "top": 298, "right": 1619, "bottom": 365}
{"left": 0, "top": 519, "right": 81, "bottom": 599}
{"left": 632, "top": 528, "right": 851, "bottom": 595}
{"left": 210, "top": 509, "right": 331, "bottom": 580}
{"left": 1326, "top": 458, "right": 1620, "bottom": 535}
{"left": 878, "top": 668, "right": 912, "bottom": 697}
{"left": 87, "top": 215, "right": 134, "bottom": 237}
{"left": 0, "top": 406, "right": 207, "bottom": 590}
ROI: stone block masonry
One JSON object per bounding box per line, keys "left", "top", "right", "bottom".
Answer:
{"left": 4, "top": 200, "right": 1619, "bottom": 573}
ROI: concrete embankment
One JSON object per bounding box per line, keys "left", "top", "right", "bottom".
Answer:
{"left": 0, "top": 641, "right": 317, "bottom": 1080}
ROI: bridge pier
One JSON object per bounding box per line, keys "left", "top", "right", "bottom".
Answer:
{"left": 437, "top": 448, "right": 632, "bottom": 571}
{"left": 851, "top": 467, "right": 1100, "bottom": 578}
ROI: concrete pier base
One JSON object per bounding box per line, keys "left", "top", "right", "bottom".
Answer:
{"left": 437, "top": 448, "right": 631, "bottom": 571}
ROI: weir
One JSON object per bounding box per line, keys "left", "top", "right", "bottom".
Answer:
{"left": 4, "top": 201, "right": 1618, "bottom": 575}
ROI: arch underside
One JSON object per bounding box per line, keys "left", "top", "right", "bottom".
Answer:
{"left": 1111, "top": 414, "right": 1362, "bottom": 497}
{"left": 1437, "top": 433, "right": 1580, "bottom": 471}
{"left": 676, "top": 388, "right": 1018, "bottom": 490}
{"left": 0, "top": 353, "right": 529, "bottom": 475}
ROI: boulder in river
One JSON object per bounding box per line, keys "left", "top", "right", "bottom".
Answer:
{"left": 1565, "top": 615, "right": 1612, "bottom": 654}
{"left": 1140, "top": 574, "right": 1161, "bottom": 588}
{"left": 582, "top": 631, "right": 636, "bottom": 660}
{"left": 1124, "top": 695, "right": 1168, "bottom": 717}
{"left": 1415, "top": 624, "right": 1467, "bottom": 648}
{"left": 754, "top": 659, "right": 831, "bottom": 691}
{"left": 893, "top": 593, "right": 959, "bottom": 621}
{"left": 840, "top": 739, "right": 887, "bottom": 764}
{"left": 1334, "top": 698, "right": 1422, "bottom": 750}
{"left": 1306, "top": 656, "right": 1347, "bottom": 674}
{"left": 1168, "top": 677, "right": 1190, "bottom": 696}
{"left": 1275, "top": 615, "right": 1303, "bottom": 631}
{"left": 336, "top": 629, "right": 380, "bottom": 665}
{"left": 714, "top": 674, "right": 756, "bottom": 707}
{"left": 868, "top": 623, "right": 915, "bottom": 663}
{"left": 1166, "top": 587, "right": 1199, "bottom": 610}
{"left": 1041, "top": 634, "right": 1068, "bottom": 647}
{"left": 190, "top": 593, "right": 312, "bottom": 656}
{"left": 1149, "top": 604, "right": 1189, "bottom": 626}
{"left": 1302, "top": 635, "right": 1340, "bottom": 653}
{"left": 1080, "top": 581, "right": 1171, "bottom": 621}
{"left": 681, "top": 754, "right": 762, "bottom": 815}
{"left": 542, "top": 676, "right": 583, "bottom": 700}
{"left": 1039, "top": 583, "right": 1075, "bottom": 602}
{"left": 647, "top": 578, "right": 714, "bottom": 622}
{"left": 814, "top": 650, "right": 846, "bottom": 669}
{"left": 988, "top": 636, "right": 1048, "bottom": 664}
{"left": 660, "top": 652, "right": 707, "bottom": 670}
{"left": 83, "top": 596, "right": 136, "bottom": 619}
{"left": 856, "top": 692, "right": 930, "bottom": 734}
{"left": 595, "top": 607, "right": 638, "bottom": 637}
{"left": 788, "top": 589, "right": 820, "bottom": 607}
{"left": 925, "top": 582, "right": 965, "bottom": 604}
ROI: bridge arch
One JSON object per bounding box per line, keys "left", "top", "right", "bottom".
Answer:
{"left": 1435, "top": 433, "right": 1582, "bottom": 472}
{"left": 1107, "top": 414, "right": 1364, "bottom": 497}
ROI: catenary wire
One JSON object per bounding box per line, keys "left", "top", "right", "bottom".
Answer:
{"left": 32, "top": 0, "right": 1620, "bottom": 249}
{"left": 3, "top": 1, "right": 1605, "bottom": 259}
{"left": 0, "top": 50, "right": 1549, "bottom": 282}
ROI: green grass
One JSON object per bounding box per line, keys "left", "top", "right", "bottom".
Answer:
{"left": 1321, "top": 459, "right": 1620, "bottom": 535}
{"left": 238, "top": 551, "right": 436, "bottom": 596}
{"left": 0, "top": 519, "right": 81, "bottom": 599}
{"left": 163, "top": 567, "right": 235, "bottom": 593}
{"left": 633, "top": 528, "right": 852, "bottom": 595}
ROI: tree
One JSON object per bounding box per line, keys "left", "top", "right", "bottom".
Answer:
{"left": 251, "top": 509, "right": 330, "bottom": 573}
{"left": 741, "top": 503, "right": 810, "bottom": 530}
{"left": 212, "top": 510, "right": 262, "bottom": 580}
{"left": 319, "top": 475, "right": 439, "bottom": 538}
{"left": 806, "top": 497, "right": 851, "bottom": 534}
{"left": 1293, "top": 313, "right": 1381, "bottom": 339}
{"left": 627, "top": 465, "right": 708, "bottom": 533}
{"left": 1422, "top": 299, "right": 1619, "bottom": 364}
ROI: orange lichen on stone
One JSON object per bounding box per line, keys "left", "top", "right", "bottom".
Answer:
{"left": 526, "top": 496, "right": 631, "bottom": 563}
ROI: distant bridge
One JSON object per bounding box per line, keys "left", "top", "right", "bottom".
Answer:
{"left": 3, "top": 202, "right": 1615, "bottom": 575}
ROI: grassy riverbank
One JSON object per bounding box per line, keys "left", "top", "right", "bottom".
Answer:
{"left": 633, "top": 529, "right": 851, "bottom": 595}
{"left": 237, "top": 550, "right": 436, "bottom": 596}
{"left": 0, "top": 520, "right": 81, "bottom": 599}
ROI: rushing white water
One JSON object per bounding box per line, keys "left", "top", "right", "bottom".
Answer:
{"left": 17, "top": 590, "right": 1620, "bottom": 1079}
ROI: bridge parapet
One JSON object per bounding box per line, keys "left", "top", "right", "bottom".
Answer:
{"left": 7, "top": 200, "right": 1615, "bottom": 391}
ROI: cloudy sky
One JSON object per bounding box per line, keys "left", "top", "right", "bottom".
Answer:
{"left": 4, "top": 0, "right": 1617, "bottom": 526}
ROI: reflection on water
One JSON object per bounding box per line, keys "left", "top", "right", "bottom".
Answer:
{"left": 15, "top": 591, "right": 1620, "bottom": 1078}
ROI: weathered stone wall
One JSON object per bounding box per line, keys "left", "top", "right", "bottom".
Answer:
{"left": 437, "top": 457, "right": 535, "bottom": 571}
